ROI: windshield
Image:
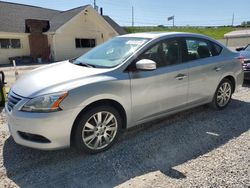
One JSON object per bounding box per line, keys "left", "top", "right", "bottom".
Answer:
{"left": 73, "top": 37, "right": 149, "bottom": 68}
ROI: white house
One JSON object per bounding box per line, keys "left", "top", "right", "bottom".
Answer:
{"left": 0, "top": 1, "right": 126, "bottom": 65}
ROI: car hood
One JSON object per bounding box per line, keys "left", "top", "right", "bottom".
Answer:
{"left": 11, "top": 61, "right": 111, "bottom": 98}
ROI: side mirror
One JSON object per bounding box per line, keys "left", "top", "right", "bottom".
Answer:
{"left": 136, "top": 59, "right": 156, "bottom": 71}
{"left": 236, "top": 47, "right": 244, "bottom": 51}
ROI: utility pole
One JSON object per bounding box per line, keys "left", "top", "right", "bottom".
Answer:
{"left": 132, "top": 6, "right": 134, "bottom": 27}
{"left": 173, "top": 15, "right": 175, "bottom": 27}
{"left": 94, "top": 0, "right": 98, "bottom": 11}
{"left": 232, "top": 13, "right": 234, "bottom": 27}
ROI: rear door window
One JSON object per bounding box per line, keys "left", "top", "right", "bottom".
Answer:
{"left": 183, "top": 38, "right": 222, "bottom": 62}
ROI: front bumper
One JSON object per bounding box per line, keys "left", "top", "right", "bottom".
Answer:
{"left": 5, "top": 103, "right": 81, "bottom": 150}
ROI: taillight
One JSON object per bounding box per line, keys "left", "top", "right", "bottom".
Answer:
{"left": 237, "top": 55, "right": 245, "bottom": 70}
{"left": 237, "top": 56, "right": 245, "bottom": 66}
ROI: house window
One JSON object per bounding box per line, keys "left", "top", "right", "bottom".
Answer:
{"left": 0, "top": 39, "right": 10, "bottom": 48}
{"left": 0, "top": 39, "right": 21, "bottom": 49}
{"left": 11, "top": 39, "right": 21, "bottom": 48}
{"left": 75, "top": 38, "right": 96, "bottom": 48}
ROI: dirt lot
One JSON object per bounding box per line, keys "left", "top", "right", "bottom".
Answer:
{"left": 0, "top": 67, "right": 249, "bottom": 187}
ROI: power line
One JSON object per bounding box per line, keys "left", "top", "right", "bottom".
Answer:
{"left": 93, "top": 1, "right": 249, "bottom": 26}
{"left": 3, "top": 0, "right": 249, "bottom": 27}
{"left": 112, "top": 15, "right": 250, "bottom": 26}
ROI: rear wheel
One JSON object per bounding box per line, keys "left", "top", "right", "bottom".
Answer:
{"left": 210, "top": 78, "right": 233, "bottom": 110}
{"left": 72, "top": 106, "right": 122, "bottom": 154}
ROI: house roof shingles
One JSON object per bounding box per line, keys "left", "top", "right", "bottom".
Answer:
{"left": 102, "top": 15, "right": 127, "bottom": 35}
{"left": 0, "top": 1, "right": 59, "bottom": 33}
{"left": 48, "top": 6, "right": 88, "bottom": 32}
{"left": 0, "top": 1, "right": 126, "bottom": 34}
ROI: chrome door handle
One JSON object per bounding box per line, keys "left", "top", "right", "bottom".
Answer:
{"left": 175, "top": 74, "right": 187, "bottom": 80}
{"left": 214, "top": 67, "right": 222, "bottom": 72}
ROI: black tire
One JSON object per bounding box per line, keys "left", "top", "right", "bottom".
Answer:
{"left": 210, "top": 78, "right": 233, "bottom": 110}
{"left": 72, "top": 105, "right": 122, "bottom": 154}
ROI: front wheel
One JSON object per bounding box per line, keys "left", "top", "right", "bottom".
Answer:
{"left": 72, "top": 106, "right": 122, "bottom": 154}
{"left": 210, "top": 78, "right": 233, "bottom": 110}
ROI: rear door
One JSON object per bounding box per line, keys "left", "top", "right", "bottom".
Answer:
{"left": 182, "top": 37, "right": 223, "bottom": 105}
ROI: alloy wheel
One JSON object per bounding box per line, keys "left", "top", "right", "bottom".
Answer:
{"left": 216, "top": 82, "right": 232, "bottom": 107}
{"left": 82, "top": 111, "right": 118, "bottom": 150}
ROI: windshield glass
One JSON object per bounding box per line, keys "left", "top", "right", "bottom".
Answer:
{"left": 73, "top": 37, "right": 149, "bottom": 68}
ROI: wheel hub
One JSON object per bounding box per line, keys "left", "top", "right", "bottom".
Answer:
{"left": 96, "top": 126, "right": 106, "bottom": 135}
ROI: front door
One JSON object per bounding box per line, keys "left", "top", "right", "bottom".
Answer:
{"left": 129, "top": 38, "right": 188, "bottom": 124}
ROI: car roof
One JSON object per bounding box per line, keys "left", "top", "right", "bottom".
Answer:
{"left": 119, "top": 32, "right": 225, "bottom": 49}
{"left": 120, "top": 32, "right": 210, "bottom": 40}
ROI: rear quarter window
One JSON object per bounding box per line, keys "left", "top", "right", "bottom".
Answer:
{"left": 212, "top": 43, "right": 223, "bottom": 56}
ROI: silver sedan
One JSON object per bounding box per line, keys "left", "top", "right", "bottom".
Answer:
{"left": 5, "top": 32, "right": 244, "bottom": 153}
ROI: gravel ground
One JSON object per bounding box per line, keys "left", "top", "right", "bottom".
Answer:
{"left": 0, "top": 83, "right": 249, "bottom": 188}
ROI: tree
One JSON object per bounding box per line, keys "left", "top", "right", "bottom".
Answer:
{"left": 241, "top": 21, "right": 250, "bottom": 26}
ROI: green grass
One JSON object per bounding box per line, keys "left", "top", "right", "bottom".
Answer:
{"left": 124, "top": 26, "right": 236, "bottom": 39}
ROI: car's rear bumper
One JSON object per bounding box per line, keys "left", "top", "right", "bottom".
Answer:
{"left": 244, "top": 70, "right": 250, "bottom": 80}
{"left": 235, "top": 70, "right": 244, "bottom": 90}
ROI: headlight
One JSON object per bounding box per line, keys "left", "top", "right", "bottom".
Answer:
{"left": 21, "top": 92, "right": 68, "bottom": 112}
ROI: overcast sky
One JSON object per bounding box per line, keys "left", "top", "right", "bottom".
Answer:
{"left": 2, "top": 0, "right": 250, "bottom": 26}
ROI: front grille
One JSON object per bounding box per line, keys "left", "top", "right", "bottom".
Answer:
{"left": 7, "top": 91, "right": 23, "bottom": 111}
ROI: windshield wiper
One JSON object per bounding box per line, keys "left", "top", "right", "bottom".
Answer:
{"left": 77, "top": 62, "right": 96, "bottom": 68}
{"left": 69, "top": 57, "right": 78, "bottom": 63}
